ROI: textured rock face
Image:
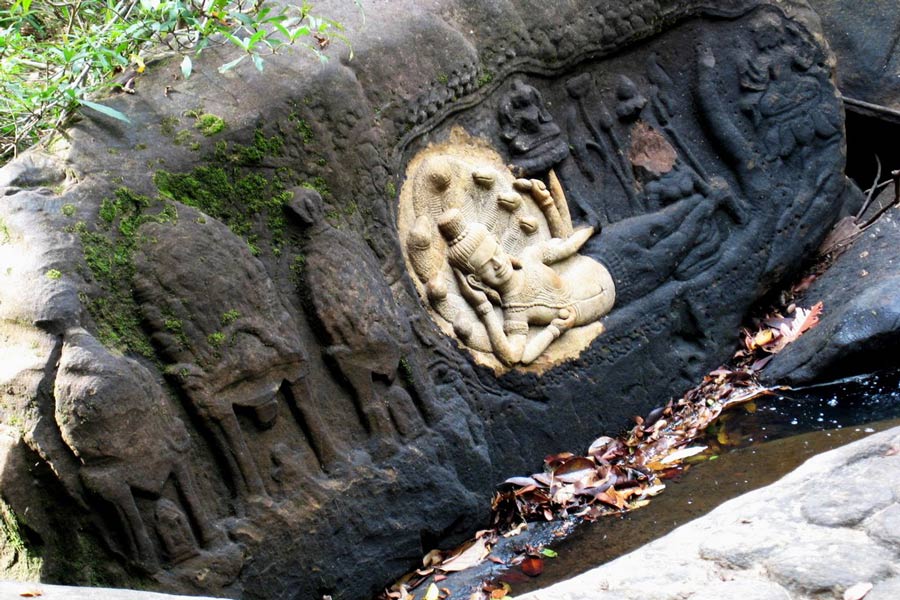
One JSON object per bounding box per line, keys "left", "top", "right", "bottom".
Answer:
{"left": 808, "top": 0, "right": 900, "bottom": 113}
{"left": 764, "top": 206, "right": 900, "bottom": 385}
{"left": 0, "top": 1, "right": 857, "bottom": 598}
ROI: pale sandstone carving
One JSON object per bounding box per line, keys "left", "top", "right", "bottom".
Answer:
{"left": 399, "top": 133, "right": 614, "bottom": 371}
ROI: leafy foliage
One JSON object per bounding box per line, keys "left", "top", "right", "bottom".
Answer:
{"left": 0, "top": 0, "right": 353, "bottom": 164}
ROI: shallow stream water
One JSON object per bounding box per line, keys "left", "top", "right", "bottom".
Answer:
{"left": 504, "top": 368, "right": 900, "bottom": 596}
{"left": 427, "top": 369, "right": 900, "bottom": 598}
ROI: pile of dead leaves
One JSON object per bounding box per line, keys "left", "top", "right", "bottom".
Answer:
{"left": 491, "top": 366, "right": 770, "bottom": 530}
{"left": 737, "top": 301, "right": 823, "bottom": 370}
{"left": 382, "top": 303, "right": 824, "bottom": 600}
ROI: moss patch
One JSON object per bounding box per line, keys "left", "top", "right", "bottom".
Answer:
{"left": 194, "top": 113, "right": 226, "bottom": 136}
{"left": 0, "top": 499, "right": 42, "bottom": 580}
{"left": 173, "top": 129, "right": 193, "bottom": 146}
{"left": 73, "top": 188, "right": 177, "bottom": 358}
{"left": 477, "top": 69, "right": 494, "bottom": 87}
{"left": 301, "top": 176, "right": 330, "bottom": 198}
{"left": 154, "top": 128, "right": 292, "bottom": 255}
{"left": 160, "top": 116, "right": 179, "bottom": 137}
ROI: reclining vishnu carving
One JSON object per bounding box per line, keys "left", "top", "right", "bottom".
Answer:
{"left": 399, "top": 136, "right": 615, "bottom": 370}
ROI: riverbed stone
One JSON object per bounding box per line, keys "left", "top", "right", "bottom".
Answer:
{"left": 517, "top": 426, "right": 900, "bottom": 600}
{"left": 688, "top": 580, "right": 791, "bottom": 600}
{"left": 0, "top": 582, "right": 220, "bottom": 600}
{"left": 0, "top": 0, "right": 858, "bottom": 598}
{"left": 868, "top": 576, "right": 900, "bottom": 600}
{"left": 865, "top": 504, "right": 900, "bottom": 552}
{"left": 800, "top": 469, "right": 896, "bottom": 527}
{"left": 764, "top": 538, "right": 894, "bottom": 593}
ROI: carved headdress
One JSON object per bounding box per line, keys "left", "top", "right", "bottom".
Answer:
{"left": 437, "top": 209, "right": 498, "bottom": 273}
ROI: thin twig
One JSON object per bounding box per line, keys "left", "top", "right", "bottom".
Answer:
{"left": 860, "top": 169, "right": 900, "bottom": 230}
{"left": 856, "top": 154, "right": 882, "bottom": 221}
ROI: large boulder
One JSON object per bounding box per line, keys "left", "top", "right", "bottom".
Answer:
{"left": 808, "top": 0, "right": 900, "bottom": 114}
{"left": 764, "top": 205, "right": 900, "bottom": 385}
{"left": 0, "top": 1, "right": 858, "bottom": 598}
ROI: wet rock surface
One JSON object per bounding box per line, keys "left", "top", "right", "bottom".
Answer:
{"left": 517, "top": 426, "right": 900, "bottom": 600}
{"left": 0, "top": 1, "right": 858, "bottom": 598}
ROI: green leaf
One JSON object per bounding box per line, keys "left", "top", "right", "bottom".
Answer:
{"left": 218, "top": 55, "right": 245, "bottom": 73}
{"left": 81, "top": 99, "right": 130, "bottom": 123}
{"left": 252, "top": 53, "right": 264, "bottom": 72}
{"left": 180, "top": 55, "right": 192, "bottom": 79}
{"left": 540, "top": 548, "right": 559, "bottom": 558}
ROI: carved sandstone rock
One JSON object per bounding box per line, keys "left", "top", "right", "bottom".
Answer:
{"left": 0, "top": 2, "right": 859, "bottom": 598}
{"left": 399, "top": 137, "right": 614, "bottom": 371}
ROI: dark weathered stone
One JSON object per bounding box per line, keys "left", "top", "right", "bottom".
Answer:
{"left": 0, "top": 1, "right": 858, "bottom": 598}
{"left": 763, "top": 207, "right": 900, "bottom": 384}
{"left": 808, "top": 0, "right": 900, "bottom": 115}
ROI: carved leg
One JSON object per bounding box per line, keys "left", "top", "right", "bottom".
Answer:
{"left": 380, "top": 383, "right": 425, "bottom": 439}
{"left": 81, "top": 467, "right": 159, "bottom": 572}
{"left": 283, "top": 378, "right": 341, "bottom": 471}
{"left": 399, "top": 353, "right": 440, "bottom": 426}
{"left": 171, "top": 460, "right": 220, "bottom": 546}
{"left": 337, "top": 361, "right": 395, "bottom": 438}
{"left": 199, "top": 397, "right": 268, "bottom": 498}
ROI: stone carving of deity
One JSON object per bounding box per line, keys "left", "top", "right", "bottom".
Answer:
{"left": 399, "top": 130, "right": 615, "bottom": 371}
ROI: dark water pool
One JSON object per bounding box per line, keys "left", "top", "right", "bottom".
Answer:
{"left": 504, "top": 368, "right": 900, "bottom": 596}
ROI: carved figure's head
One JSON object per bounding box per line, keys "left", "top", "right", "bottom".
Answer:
{"left": 438, "top": 209, "right": 513, "bottom": 289}
{"left": 286, "top": 187, "right": 325, "bottom": 226}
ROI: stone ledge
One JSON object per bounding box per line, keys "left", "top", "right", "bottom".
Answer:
{"left": 0, "top": 581, "right": 221, "bottom": 600}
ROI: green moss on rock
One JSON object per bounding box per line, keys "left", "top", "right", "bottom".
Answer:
{"left": 154, "top": 128, "right": 292, "bottom": 254}
{"left": 194, "top": 113, "right": 226, "bottom": 136}
{"left": 75, "top": 188, "right": 177, "bottom": 358}
{"left": 0, "top": 499, "right": 42, "bottom": 580}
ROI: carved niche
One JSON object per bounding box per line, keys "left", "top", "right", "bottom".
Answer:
{"left": 398, "top": 131, "right": 615, "bottom": 372}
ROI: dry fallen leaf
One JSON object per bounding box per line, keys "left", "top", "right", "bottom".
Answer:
{"left": 520, "top": 556, "right": 544, "bottom": 577}
{"left": 423, "top": 583, "right": 440, "bottom": 600}
{"left": 438, "top": 536, "right": 491, "bottom": 572}
{"left": 19, "top": 591, "right": 43, "bottom": 598}
{"left": 660, "top": 445, "right": 708, "bottom": 464}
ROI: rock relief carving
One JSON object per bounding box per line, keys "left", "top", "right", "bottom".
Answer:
{"left": 288, "top": 188, "right": 432, "bottom": 450}
{"left": 52, "top": 327, "right": 239, "bottom": 575}
{"left": 133, "top": 207, "right": 339, "bottom": 497}
{"left": 399, "top": 132, "right": 615, "bottom": 372}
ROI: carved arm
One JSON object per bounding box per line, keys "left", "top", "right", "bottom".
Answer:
{"left": 454, "top": 269, "right": 524, "bottom": 365}
{"left": 540, "top": 226, "right": 594, "bottom": 264}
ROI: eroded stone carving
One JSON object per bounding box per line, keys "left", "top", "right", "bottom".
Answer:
{"left": 52, "top": 327, "right": 236, "bottom": 574}
{"left": 498, "top": 78, "right": 569, "bottom": 176}
{"left": 289, "top": 188, "right": 431, "bottom": 447}
{"left": 399, "top": 133, "right": 614, "bottom": 371}
{"left": 134, "top": 205, "right": 339, "bottom": 494}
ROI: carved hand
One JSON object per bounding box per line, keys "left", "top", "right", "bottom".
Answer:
{"left": 454, "top": 269, "right": 488, "bottom": 309}
{"left": 550, "top": 308, "right": 577, "bottom": 331}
